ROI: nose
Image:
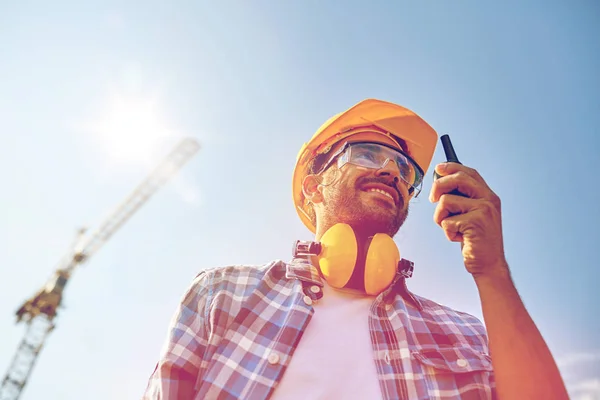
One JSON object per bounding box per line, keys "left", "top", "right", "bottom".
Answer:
{"left": 375, "top": 158, "right": 402, "bottom": 184}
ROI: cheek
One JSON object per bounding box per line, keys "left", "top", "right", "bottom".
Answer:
{"left": 399, "top": 186, "right": 410, "bottom": 201}
{"left": 324, "top": 167, "right": 366, "bottom": 197}
{"left": 323, "top": 176, "right": 355, "bottom": 201}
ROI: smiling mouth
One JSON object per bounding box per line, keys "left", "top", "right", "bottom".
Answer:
{"left": 364, "top": 187, "right": 395, "bottom": 202}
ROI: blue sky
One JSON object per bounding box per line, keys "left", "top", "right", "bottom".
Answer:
{"left": 1, "top": 1, "right": 598, "bottom": 399}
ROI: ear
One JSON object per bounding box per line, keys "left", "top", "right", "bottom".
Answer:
{"left": 302, "top": 174, "right": 324, "bottom": 204}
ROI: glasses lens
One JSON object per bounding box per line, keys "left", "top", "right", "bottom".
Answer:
{"left": 347, "top": 144, "right": 382, "bottom": 168}
{"left": 346, "top": 143, "right": 423, "bottom": 193}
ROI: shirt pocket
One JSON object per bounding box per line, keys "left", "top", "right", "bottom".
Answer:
{"left": 412, "top": 346, "right": 495, "bottom": 400}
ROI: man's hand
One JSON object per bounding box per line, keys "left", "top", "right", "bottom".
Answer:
{"left": 429, "top": 162, "right": 507, "bottom": 278}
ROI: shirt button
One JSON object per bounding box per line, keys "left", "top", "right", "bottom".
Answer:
{"left": 384, "top": 351, "right": 391, "bottom": 365}
{"left": 268, "top": 352, "right": 280, "bottom": 365}
{"left": 303, "top": 295, "right": 313, "bottom": 306}
{"left": 385, "top": 304, "right": 393, "bottom": 311}
{"left": 310, "top": 285, "right": 321, "bottom": 294}
{"left": 456, "top": 359, "right": 468, "bottom": 368}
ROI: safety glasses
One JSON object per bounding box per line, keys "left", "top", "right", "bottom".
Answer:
{"left": 319, "top": 141, "right": 425, "bottom": 196}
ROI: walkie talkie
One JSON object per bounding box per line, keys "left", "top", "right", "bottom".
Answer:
{"left": 433, "top": 134, "right": 465, "bottom": 197}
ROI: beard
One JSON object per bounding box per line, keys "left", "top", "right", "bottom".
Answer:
{"left": 323, "top": 179, "right": 409, "bottom": 238}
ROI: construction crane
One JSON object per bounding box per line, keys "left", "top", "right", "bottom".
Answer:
{"left": 0, "top": 137, "right": 200, "bottom": 400}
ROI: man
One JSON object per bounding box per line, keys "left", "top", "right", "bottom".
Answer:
{"left": 143, "top": 99, "right": 568, "bottom": 399}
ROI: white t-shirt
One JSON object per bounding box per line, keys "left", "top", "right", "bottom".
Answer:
{"left": 271, "top": 281, "right": 381, "bottom": 399}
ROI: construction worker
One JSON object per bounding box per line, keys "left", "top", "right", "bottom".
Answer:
{"left": 143, "top": 99, "right": 568, "bottom": 399}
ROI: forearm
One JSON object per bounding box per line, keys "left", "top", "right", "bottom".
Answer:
{"left": 474, "top": 264, "right": 569, "bottom": 400}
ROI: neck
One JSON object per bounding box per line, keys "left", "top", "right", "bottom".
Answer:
{"left": 315, "top": 220, "right": 377, "bottom": 242}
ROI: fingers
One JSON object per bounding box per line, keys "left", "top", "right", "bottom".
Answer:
{"left": 433, "top": 194, "right": 499, "bottom": 229}
{"left": 430, "top": 161, "right": 502, "bottom": 225}
{"left": 435, "top": 198, "right": 477, "bottom": 243}
{"left": 440, "top": 216, "right": 464, "bottom": 242}
{"left": 429, "top": 162, "right": 498, "bottom": 204}
{"left": 429, "top": 170, "right": 485, "bottom": 203}
{"left": 434, "top": 162, "right": 487, "bottom": 186}
{"left": 433, "top": 194, "right": 475, "bottom": 225}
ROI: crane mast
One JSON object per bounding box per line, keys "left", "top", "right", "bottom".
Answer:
{"left": 0, "top": 138, "right": 200, "bottom": 400}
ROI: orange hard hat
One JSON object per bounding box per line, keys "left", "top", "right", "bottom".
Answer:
{"left": 293, "top": 98, "right": 438, "bottom": 233}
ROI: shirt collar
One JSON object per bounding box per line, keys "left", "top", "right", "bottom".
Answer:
{"left": 384, "top": 270, "right": 424, "bottom": 311}
{"left": 286, "top": 258, "right": 324, "bottom": 286}
{"left": 285, "top": 258, "right": 423, "bottom": 310}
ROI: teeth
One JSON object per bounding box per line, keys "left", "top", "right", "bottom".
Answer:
{"left": 367, "top": 188, "right": 393, "bottom": 200}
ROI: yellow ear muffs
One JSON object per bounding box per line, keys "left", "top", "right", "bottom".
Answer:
{"left": 316, "top": 223, "right": 400, "bottom": 295}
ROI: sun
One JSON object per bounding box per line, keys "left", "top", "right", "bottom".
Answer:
{"left": 71, "top": 76, "right": 201, "bottom": 205}
{"left": 84, "top": 86, "right": 181, "bottom": 168}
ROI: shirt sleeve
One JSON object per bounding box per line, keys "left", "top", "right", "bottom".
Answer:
{"left": 483, "top": 330, "right": 497, "bottom": 400}
{"left": 490, "top": 370, "right": 498, "bottom": 400}
{"left": 142, "top": 272, "right": 211, "bottom": 399}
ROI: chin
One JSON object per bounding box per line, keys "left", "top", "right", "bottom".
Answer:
{"left": 350, "top": 212, "right": 404, "bottom": 237}
{"left": 330, "top": 196, "right": 407, "bottom": 236}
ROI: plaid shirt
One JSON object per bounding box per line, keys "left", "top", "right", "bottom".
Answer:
{"left": 143, "top": 259, "right": 496, "bottom": 400}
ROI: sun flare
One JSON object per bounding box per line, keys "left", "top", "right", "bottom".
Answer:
{"left": 84, "top": 87, "right": 180, "bottom": 168}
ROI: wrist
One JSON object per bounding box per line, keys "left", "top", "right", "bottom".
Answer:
{"left": 473, "top": 261, "right": 522, "bottom": 308}
{"left": 472, "top": 260, "right": 512, "bottom": 288}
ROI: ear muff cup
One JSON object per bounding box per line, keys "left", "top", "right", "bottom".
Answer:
{"left": 364, "top": 233, "right": 400, "bottom": 295}
{"left": 319, "top": 223, "right": 357, "bottom": 288}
